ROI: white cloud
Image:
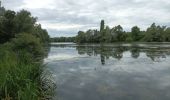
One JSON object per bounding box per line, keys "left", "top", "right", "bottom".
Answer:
{"left": 20, "top": 0, "right": 56, "bottom": 9}
{"left": 41, "top": 22, "right": 85, "bottom": 30}
{"left": 2, "top": 0, "right": 170, "bottom": 37}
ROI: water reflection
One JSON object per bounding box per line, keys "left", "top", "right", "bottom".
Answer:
{"left": 52, "top": 44, "right": 170, "bottom": 65}
{"left": 47, "top": 43, "right": 170, "bottom": 100}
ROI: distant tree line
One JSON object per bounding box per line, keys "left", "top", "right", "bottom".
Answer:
{"left": 75, "top": 20, "right": 170, "bottom": 43}
{"left": 51, "top": 37, "right": 75, "bottom": 42}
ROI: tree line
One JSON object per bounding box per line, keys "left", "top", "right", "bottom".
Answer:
{"left": 0, "top": 5, "right": 53, "bottom": 100}
{"left": 75, "top": 20, "right": 170, "bottom": 43}
{"left": 51, "top": 37, "right": 75, "bottom": 42}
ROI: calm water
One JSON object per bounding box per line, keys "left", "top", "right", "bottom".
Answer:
{"left": 44, "top": 43, "right": 170, "bottom": 100}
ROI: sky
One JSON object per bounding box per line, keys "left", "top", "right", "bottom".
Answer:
{"left": 2, "top": 0, "right": 170, "bottom": 37}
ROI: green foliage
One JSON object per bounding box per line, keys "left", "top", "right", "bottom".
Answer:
{"left": 0, "top": 9, "right": 49, "bottom": 44}
{"left": 76, "top": 31, "right": 86, "bottom": 43}
{"left": 164, "top": 28, "right": 170, "bottom": 41}
{"left": 34, "top": 24, "right": 50, "bottom": 44}
{"left": 100, "top": 20, "right": 106, "bottom": 42}
{"left": 75, "top": 20, "right": 170, "bottom": 43}
{"left": 11, "top": 33, "right": 44, "bottom": 58}
{"left": 104, "top": 26, "right": 112, "bottom": 42}
{"left": 75, "top": 20, "right": 128, "bottom": 43}
{"left": 14, "top": 10, "right": 37, "bottom": 34}
{"left": 0, "top": 7, "right": 51, "bottom": 100}
{"left": 100, "top": 20, "right": 105, "bottom": 32}
{"left": 142, "top": 23, "right": 166, "bottom": 42}
{"left": 0, "top": 10, "right": 16, "bottom": 43}
{"left": 131, "top": 26, "right": 140, "bottom": 41}
{"left": 126, "top": 35, "right": 133, "bottom": 42}
{"left": 0, "top": 41, "right": 41, "bottom": 100}
{"left": 112, "top": 25, "right": 125, "bottom": 42}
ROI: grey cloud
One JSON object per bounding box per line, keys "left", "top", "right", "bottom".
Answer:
{"left": 48, "top": 29, "right": 77, "bottom": 37}
{"left": 3, "top": 0, "right": 25, "bottom": 10}
{"left": 2, "top": 0, "right": 170, "bottom": 37}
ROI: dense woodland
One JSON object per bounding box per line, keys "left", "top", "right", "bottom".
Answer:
{"left": 75, "top": 20, "right": 170, "bottom": 43}
{"left": 0, "top": 5, "right": 51, "bottom": 100}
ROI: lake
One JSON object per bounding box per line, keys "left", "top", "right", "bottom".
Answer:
{"left": 44, "top": 43, "right": 170, "bottom": 100}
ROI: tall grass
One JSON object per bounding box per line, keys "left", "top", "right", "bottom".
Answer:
{"left": 0, "top": 33, "right": 54, "bottom": 100}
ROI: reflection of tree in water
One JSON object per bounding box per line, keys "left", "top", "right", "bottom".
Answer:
{"left": 99, "top": 45, "right": 114, "bottom": 65}
{"left": 112, "top": 47, "right": 127, "bottom": 60}
{"left": 44, "top": 46, "right": 51, "bottom": 58}
{"left": 51, "top": 44, "right": 170, "bottom": 64}
{"left": 100, "top": 45, "right": 105, "bottom": 65}
{"left": 146, "top": 48, "right": 167, "bottom": 62}
{"left": 76, "top": 45, "right": 128, "bottom": 65}
{"left": 130, "top": 47, "right": 140, "bottom": 59}
{"left": 76, "top": 46, "right": 86, "bottom": 55}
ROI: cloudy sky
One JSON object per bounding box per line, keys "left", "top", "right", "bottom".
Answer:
{"left": 2, "top": 0, "right": 170, "bottom": 37}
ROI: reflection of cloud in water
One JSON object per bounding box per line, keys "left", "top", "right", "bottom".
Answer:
{"left": 44, "top": 54, "right": 87, "bottom": 63}
{"left": 46, "top": 44, "right": 170, "bottom": 100}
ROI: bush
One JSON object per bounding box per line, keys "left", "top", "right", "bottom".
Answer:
{"left": 11, "top": 33, "right": 44, "bottom": 59}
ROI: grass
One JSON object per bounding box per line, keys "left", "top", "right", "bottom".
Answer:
{"left": 0, "top": 33, "right": 55, "bottom": 100}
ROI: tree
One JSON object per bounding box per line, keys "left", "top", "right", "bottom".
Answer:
{"left": 0, "top": 9, "right": 49, "bottom": 44}
{"left": 112, "top": 25, "right": 125, "bottom": 41}
{"left": 33, "top": 24, "right": 50, "bottom": 44}
{"left": 93, "top": 30, "right": 100, "bottom": 43}
{"left": 131, "top": 26, "right": 140, "bottom": 41}
{"left": 104, "top": 26, "right": 112, "bottom": 42}
{"left": 0, "top": 7, "right": 50, "bottom": 99}
{"left": 85, "top": 29, "right": 94, "bottom": 43}
{"left": 76, "top": 31, "right": 86, "bottom": 43}
{"left": 100, "top": 20, "right": 106, "bottom": 42}
{"left": 75, "top": 20, "right": 170, "bottom": 43}
{"left": 11, "top": 33, "right": 43, "bottom": 58}
{"left": 0, "top": 10, "right": 16, "bottom": 43}
{"left": 164, "top": 28, "right": 170, "bottom": 41}
{"left": 100, "top": 20, "right": 105, "bottom": 32}
{"left": 14, "top": 10, "right": 37, "bottom": 34}
{"left": 143, "top": 23, "right": 165, "bottom": 42}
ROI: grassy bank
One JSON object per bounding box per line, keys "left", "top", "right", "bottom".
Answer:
{"left": 0, "top": 33, "right": 53, "bottom": 100}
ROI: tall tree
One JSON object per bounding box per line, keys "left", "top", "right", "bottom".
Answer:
{"left": 100, "top": 20, "right": 106, "bottom": 42}
{"left": 100, "top": 20, "right": 105, "bottom": 32}
{"left": 76, "top": 31, "right": 86, "bottom": 43}
{"left": 14, "top": 10, "right": 37, "bottom": 34}
{"left": 113, "top": 25, "right": 125, "bottom": 41}
{"left": 131, "top": 26, "right": 140, "bottom": 41}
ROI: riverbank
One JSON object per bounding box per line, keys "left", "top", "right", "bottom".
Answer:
{"left": 0, "top": 33, "right": 53, "bottom": 99}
